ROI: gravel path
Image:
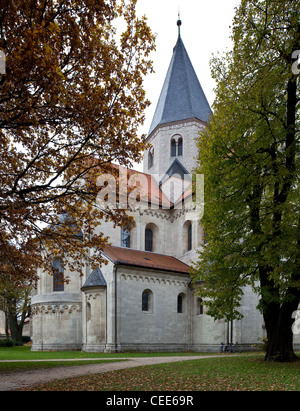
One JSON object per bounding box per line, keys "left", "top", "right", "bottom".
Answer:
{"left": 0, "top": 355, "right": 220, "bottom": 391}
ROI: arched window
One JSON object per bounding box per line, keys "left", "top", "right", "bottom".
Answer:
{"left": 177, "top": 294, "right": 183, "bottom": 313}
{"left": 145, "top": 223, "right": 158, "bottom": 252}
{"left": 145, "top": 228, "right": 153, "bottom": 252}
{"left": 187, "top": 222, "right": 192, "bottom": 251}
{"left": 142, "top": 289, "right": 153, "bottom": 312}
{"left": 177, "top": 293, "right": 186, "bottom": 313}
{"left": 171, "top": 139, "right": 176, "bottom": 157}
{"left": 183, "top": 221, "right": 192, "bottom": 253}
{"left": 121, "top": 227, "right": 130, "bottom": 248}
{"left": 178, "top": 138, "right": 183, "bottom": 156}
{"left": 86, "top": 302, "right": 91, "bottom": 321}
{"left": 53, "top": 258, "right": 64, "bottom": 292}
{"left": 197, "top": 298, "right": 204, "bottom": 315}
{"left": 142, "top": 291, "right": 149, "bottom": 311}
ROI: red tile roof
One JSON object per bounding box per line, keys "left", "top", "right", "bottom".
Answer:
{"left": 120, "top": 165, "right": 172, "bottom": 208}
{"left": 85, "top": 160, "right": 172, "bottom": 208}
{"left": 102, "top": 245, "right": 191, "bottom": 274}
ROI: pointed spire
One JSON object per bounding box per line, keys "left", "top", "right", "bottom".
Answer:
{"left": 148, "top": 25, "right": 212, "bottom": 136}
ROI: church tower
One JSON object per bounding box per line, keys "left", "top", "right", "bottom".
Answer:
{"left": 143, "top": 19, "right": 212, "bottom": 179}
{"left": 29, "top": 18, "right": 270, "bottom": 354}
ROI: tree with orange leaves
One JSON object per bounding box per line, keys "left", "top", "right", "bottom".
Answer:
{"left": 0, "top": 0, "right": 155, "bottom": 283}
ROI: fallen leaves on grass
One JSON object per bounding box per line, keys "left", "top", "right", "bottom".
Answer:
{"left": 16, "top": 356, "right": 300, "bottom": 391}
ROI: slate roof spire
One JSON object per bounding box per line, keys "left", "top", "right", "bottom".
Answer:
{"left": 148, "top": 19, "right": 212, "bottom": 136}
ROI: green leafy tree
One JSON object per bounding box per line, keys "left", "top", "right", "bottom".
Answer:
{"left": 193, "top": 0, "right": 300, "bottom": 361}
{"left": 0, "top": 273, "right": 32, "bottom": 343}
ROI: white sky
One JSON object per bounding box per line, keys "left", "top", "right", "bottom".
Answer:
{"left": 135, "top": 0, "right": 240, "bottom": 137}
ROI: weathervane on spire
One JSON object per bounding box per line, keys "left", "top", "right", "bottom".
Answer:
{"left": 177, "top": 9, "right": 182, "bottom": 36}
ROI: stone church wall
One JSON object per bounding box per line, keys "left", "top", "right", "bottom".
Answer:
{"left": 235, "top": 285, "right": 265, "bottom": 348}
{"left": 31, "top": 261, "right": 84, "bottom": 351}
{"left": 191, "top": 299, "right": 227, "bottom": 352}
{"left": 31, "top": 292, "right": 82, "bottom": 351}
{"left": 81, "top": 287, "right": 106, "bottom": 352}
{"left": 116, "top": 266, "right": 191, "bottom": 352}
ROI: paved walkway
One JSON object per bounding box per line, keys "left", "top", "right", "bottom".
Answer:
{"left": 0, "top": 355, "right": 221, "bottom": 391}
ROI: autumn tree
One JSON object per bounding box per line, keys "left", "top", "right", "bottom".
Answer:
{"left": 193, "top": 0, "right": 300, "bottom": 361}
{"left": 0, "top": 0, "right": 155, "bottom": 282}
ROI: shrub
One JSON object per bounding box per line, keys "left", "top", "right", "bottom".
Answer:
{"left": 0, "top": 338, "right": 14, "bottom": 347}
{"left": 257, "top": 336, "right": 268, "bottom": 352}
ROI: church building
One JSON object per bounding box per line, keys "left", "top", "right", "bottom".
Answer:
{"left": 30, "top": 20, "right": 269, "bottom": 352}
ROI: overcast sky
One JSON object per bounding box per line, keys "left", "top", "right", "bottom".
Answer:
{"left": 135, "top": 0, "right": 240, "bottom": 137}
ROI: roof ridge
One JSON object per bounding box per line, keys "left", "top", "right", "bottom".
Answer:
{"left": 104, "top": 244, "right": 183, "bottom": 260}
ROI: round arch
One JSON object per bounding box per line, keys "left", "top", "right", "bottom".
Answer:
{"left": 145, "top": 222, "right": 159, "bottom": 252}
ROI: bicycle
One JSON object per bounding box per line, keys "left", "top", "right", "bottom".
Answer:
{"left": 220, "top": 342, "right": 239, "bottom": 353}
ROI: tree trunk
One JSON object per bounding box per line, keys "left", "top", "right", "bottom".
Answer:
{"left": 264, "top": 301, "right": 299, "bottom": 362}
{"left": 4, "top": 309, "right": 9, "bottom": 339}
{"left": 7, "top": 304, "right": 24, "bottom": 344}
{"left": 8, "top": 309, "right": 17, "bottom": 341}
{"left": 15, "top": 325, "right": 23, "bottom": 344}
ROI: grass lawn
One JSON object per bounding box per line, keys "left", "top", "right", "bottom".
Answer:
{"left": 21, "top": 355, "right": 300, "bottom": 391}
{"left": 1, "top": 347, "right": 299, "bottom": 391}
{"left": 0, "top": 359, "right": 126, "bottom": 374}
{"left": 0, "top": 346, "right": 211, "bottom": 374}
{"left": 0, "top": 346, "right": 212, "bottom": 360}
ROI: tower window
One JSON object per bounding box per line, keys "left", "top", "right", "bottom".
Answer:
{"left": 121, "top": 227, "right": 130, "bottom": 248}
{"left": 187, "top": 222, "right": 192, "bottom": 251}
{"left": 145, "top": 228, "right": 153, "bottom": 251}
{"left": 171, "top": 139, "right": 176, "bottom": 157}
{"left": 170, "top": 135, "right": 183, "bottom": 157}
{"left": 183, "top": 220, "right": 192, "bottom": 253}
{"left": 178, "top": 138, "right": 183, "bottom": 156}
